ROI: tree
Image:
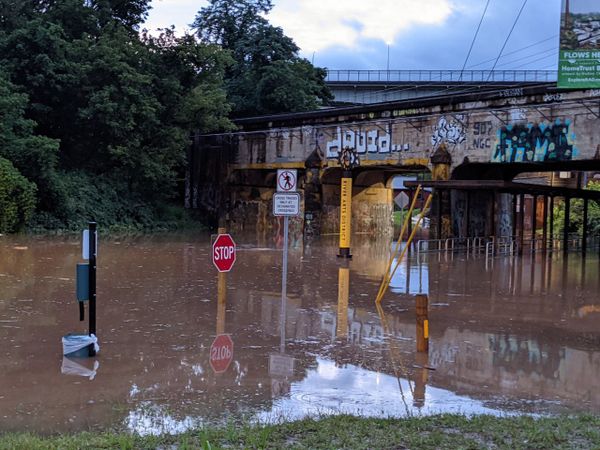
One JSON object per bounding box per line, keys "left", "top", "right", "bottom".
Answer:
{"left": 192, "top": 0, "right": 332, "bottom": 117}
{"left": 0, "top": 73, "right": 61, "bottom": 215}
{"left": 0, "top": 156, "right": 37, "bottom": 233}
{"left": 0, "top": 1, "right": 233, "bottom": 230}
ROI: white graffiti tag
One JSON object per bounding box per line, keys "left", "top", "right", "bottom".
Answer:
{"left": 431, "top": 116, "right": 466, "bottom": 148}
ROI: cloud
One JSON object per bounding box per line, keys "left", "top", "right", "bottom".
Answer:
{"left": 268, "top": 0, "right": 454, "bottom": 53}
{"left": 144, "top": 0, "right": 207, "bottom": 33}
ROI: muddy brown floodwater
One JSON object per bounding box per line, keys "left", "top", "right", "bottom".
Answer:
{"left": 0, "top": 233, "right": 599, "bottom": 435}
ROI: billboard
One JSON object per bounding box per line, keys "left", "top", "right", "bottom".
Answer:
{"left": 558, "top": 0, "right": 600, "bottom": 88}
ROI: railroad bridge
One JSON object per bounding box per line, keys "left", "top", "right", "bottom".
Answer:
{"left": 186, "top": 83, "right": 600, "bottom": 246}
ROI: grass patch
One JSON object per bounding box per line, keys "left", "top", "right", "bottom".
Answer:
{"left": 1, "top": 414, "right": 599, "bottom": 449}
{"left": 393, "top": 209, "right": 421, "bottom": 226}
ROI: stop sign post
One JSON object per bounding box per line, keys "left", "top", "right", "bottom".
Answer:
{"left": 210, "top": 334, "right": 234, "bottom": 373}
{"left": 213, "top": 234, "right": 236, "bottom": 272}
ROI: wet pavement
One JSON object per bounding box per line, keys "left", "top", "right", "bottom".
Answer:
{"left": 0, "top": 232, "right": 599, "bottom": 435}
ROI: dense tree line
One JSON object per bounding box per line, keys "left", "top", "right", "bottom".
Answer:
{"left": 0, "top": 0, "right": 330, "bottom": 232}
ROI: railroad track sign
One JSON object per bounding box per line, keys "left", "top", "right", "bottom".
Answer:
{"left": 273, "top": 192, "right": 300, "bottom": 216}
{"left": 212, "top": 233, "right": 236, "bottom": 272}
{"left": 209, "top": 334, "right": 234, "bottom": 374}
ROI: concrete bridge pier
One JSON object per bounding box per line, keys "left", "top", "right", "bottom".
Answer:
{"left": 321, "top": 168, "right": 394, "bottom": 237}
{"left": 429, "top": 145, "right": 452, "bottom": 240}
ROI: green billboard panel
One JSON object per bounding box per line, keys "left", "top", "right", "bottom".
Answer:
{"left": 558, "top": 0, "right": 600, "bottom": 88}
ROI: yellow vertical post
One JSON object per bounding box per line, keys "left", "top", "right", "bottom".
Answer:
{"left": 413, "top": 351, "right": 429, "bottom": 408}
{"left": 216, "top": 227, "right": 227, "bottom": 334}
{"left": 336, "top": 263, "right": 350, "bottom": 338}
{"left": 416, "top": 294, "right": 429, "bottom": 353}
{"left": 338, "top": 170, "right": 353, "bottom": 258}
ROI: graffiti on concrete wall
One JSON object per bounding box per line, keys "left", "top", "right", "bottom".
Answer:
{"left": 325, "top": 125, "right": 407, "bottom": 159}
{"left": 431, "top": 115, "right": 467, "bottom": 148}
{"left": 472, "top": 120, "right": 493, "bottom": 149}
{"left": 491, "top": 119, "right": 577, "bottom": 163}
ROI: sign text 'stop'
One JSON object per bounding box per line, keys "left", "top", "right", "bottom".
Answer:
{"left": 212, "top": 233, "right": 236, "bottom": 272}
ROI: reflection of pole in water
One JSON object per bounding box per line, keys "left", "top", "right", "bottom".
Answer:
{"left": 375, "top": 303, "right": 413, "bottom": 416}
{"left": 529, "top": 252, "right": 536, "bottom": 295}
{"left": 336, "top": 263, "right": 350, "bottom": 339}
{"left": 540, "top": 252, "right": 547, "bottom": 295}
{"left": 416, "top": 294, "right": 429, "bottom": 353}
{"left": 547, "top": 253, "right": 554, "bottom": 293}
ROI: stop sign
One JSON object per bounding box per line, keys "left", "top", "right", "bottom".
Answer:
{"left": 209, "top": 334, "right": 234, "bottom": 373}
{"left": 212, "top": 233, "right": 236, "bottom": 272}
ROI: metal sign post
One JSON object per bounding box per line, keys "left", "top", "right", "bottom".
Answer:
{"left": 272, "top": 171, "right": 301, "bottom": 355}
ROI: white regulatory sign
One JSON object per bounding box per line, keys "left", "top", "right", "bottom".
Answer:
{"left": 273, "top": 193, "right": 300, "bottom": 216}
{"left": 277, "top": 169, "right": 297, "bottom": 192}
{"left": 82, "top": 230, "right": 98, "bottom": 260}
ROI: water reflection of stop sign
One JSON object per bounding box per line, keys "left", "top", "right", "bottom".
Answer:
{"left": 212, "top": 234, "right": 236, "bottom": 272}
{"left": 210, "top": 334, "right": 234, "bottom": 373}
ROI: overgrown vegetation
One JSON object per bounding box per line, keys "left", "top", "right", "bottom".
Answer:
{"left": 552, "top": 181, "right": 600, "bottom": 238}
{"left": 0, "top": 0, "right": 330, "bottom": 233}
{"left": 1, "top": 414, "right": 599, "bottom": 449}
{"left": 192, "top": 0, "right": 332, "bottom": 117}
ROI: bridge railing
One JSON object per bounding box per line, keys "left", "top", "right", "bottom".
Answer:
{"left": 324, "top": 69, "right": 558, "bottom": 83}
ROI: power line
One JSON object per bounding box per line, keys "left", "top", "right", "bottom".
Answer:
{"left": 486, "top": 0, "right": 529, "bottom": 81}
{"left": 459, "top": 0, "right": 492, "bottom": 80}
{"left": 511, "top": 52, "right": 559, "bottom": 70}
{"left": 467, "top": 34, "right": 557, "bottom": 69}
{"left": 495, "top": 47, "right": 557, "bottom": 68}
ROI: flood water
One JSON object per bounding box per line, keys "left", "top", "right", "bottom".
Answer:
{"left": 1, "top": 232, "right": 599, "bottom": 435}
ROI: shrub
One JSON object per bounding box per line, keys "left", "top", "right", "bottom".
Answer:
{"left": 0, "top": 157, "right": 37, "bottom": 232}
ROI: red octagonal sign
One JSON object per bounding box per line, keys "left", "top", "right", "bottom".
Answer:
{"left": 210, "top": 334, "right": 234, "bottom": 374}
{"left": 212, "top": 233, "right": 236, "bottom": 272}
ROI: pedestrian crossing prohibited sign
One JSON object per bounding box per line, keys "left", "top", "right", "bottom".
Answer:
{"left": 277, "top": 169, "right": 297, "bottom": 192}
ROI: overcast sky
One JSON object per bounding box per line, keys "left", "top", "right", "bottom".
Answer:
{"left": 144, "top": 0, "right": 562, "bottom": 71}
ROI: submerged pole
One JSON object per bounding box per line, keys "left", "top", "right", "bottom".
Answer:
{"left": 563, "top": 196, "right": 570, "bottom": 255}
{"left": 542, "top": 195, "right": 548, "bottom": 254}
{"left": 416, "top": 294, "right": 429, "bottom": 353}
{"left": 583, "top": 198, "right": 589, "bottom": 256}
{"left": 88, "top": 221, "right": 97, "bottom": 357}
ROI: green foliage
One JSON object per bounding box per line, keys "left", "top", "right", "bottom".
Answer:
{"left": 0, "top": 2, "right": 233, "bottom": 232}
{"left": 0, "top": 73, "right": 62, "bottom": 215}
{"left": 551, "top": 181, "right": 600, "bottom": 238}
{"left": 193, "top": 0, "right": 332, "bottom": 116}
{"left": 0, "top": 157, "right": 36, "bottom": 233}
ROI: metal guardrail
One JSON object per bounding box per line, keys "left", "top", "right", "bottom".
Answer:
{"left": 416, "top": 236, "right": 493, "bottom": 255}
{"left": 418, "top": 234, "right": 599, "bottom": 257}
{"left": 325, "top": 69, "right": 558, "bottom": 83}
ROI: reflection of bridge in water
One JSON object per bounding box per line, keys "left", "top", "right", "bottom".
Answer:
{"left": 1, "top": 236, "right": 599, "bottom": 434}
{"left": 238, "top": 244, "right": 600, "bottom": 415}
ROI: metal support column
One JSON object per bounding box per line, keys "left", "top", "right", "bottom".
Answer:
{"left": 465, "top": 191, "right": 471, "bottom": 238}
{"left": 519, "top": 193, "right": 525, "bottom": 255}
{"left": 531, "top": 195, "right": 537, "bottom": 242}
{"left": 583, "top": 198, "right": 589, "bottom": 256}
{"left": 512, "top": 194, "right": 517, "bottom": 239}
{"left": 436, "top": 189, "right": 443, "bottom": 240}
{"left": 542, "top": 195, "right": 548, "bottom": 254}
{"left": 549, "top": 196, "right": 555, "bottom": 247}
{"left": 563, "top": 196, "right": 570, "bottom": 255}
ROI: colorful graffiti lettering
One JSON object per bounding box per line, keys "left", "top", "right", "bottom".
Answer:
{"left": 491, "top": 119, "right": 577, "bottom": 163}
